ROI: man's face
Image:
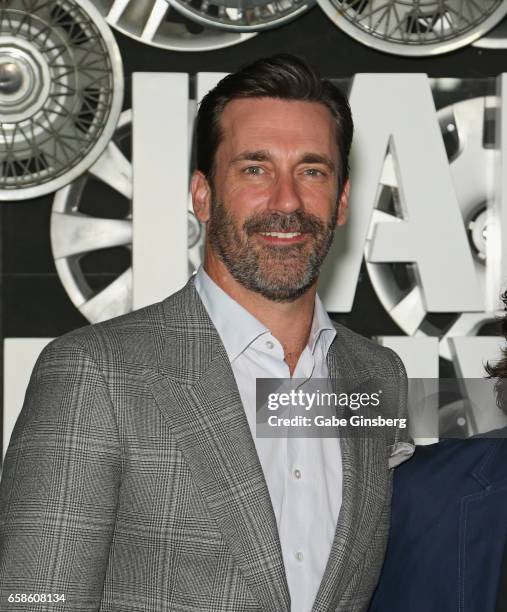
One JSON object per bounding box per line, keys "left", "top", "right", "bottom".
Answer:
{"left": 192, "top": 97, "right": 349, "bottom": 302}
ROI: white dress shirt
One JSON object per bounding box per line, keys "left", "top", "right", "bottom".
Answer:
{"left": 194, "top": 266, "right": 342, "bottom": 612}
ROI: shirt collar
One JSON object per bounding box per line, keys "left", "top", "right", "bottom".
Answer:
{"left": 194, "top": 266, "right": 269, "bottom": 362}
{"left": 194, "top": 265, "right": 336, "bottom": 362}
{"left": 308, "top": 293, "right": 337, "bottom": 355}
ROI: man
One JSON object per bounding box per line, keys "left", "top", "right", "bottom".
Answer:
{"left": 0, "top": 55, "right": 411, "bottom": 611}
{"left": 369, "top": 294, "right": 507, "bottom": 612}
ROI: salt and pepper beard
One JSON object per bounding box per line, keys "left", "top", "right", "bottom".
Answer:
{"left": 207, "top": 196, "right": 339, "bottom": 302}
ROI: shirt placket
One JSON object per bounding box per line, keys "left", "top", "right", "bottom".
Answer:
{"left": 283, "top": 347, "right": 318, "bottom": 610}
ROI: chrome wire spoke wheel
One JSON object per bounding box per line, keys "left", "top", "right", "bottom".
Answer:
{"left": 93, "top": 0, "right": 256, "bottom": 51}
{"left": 317, "top": 0, "right": 507, "bottom": 56}
{"left": 51, "top": 110, "right": 203, "bottom": 324}
{"left": 166, "top": 0, "right": 315, "bottom": 32}
{"left": 0, "top": 0, "right": 123, "bottom": 200}
{"left": 366, "top": 96, "right": 502, "bottom": 360}
{"left": 473, "top": 14, "right": 507, "bottom": 48}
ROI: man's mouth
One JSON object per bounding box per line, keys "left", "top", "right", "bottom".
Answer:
{"left": 256, "top": 231, "right": 307, "bottom": 245}
{"left": 260, "top": 231, "right": 301, "bottom": 238}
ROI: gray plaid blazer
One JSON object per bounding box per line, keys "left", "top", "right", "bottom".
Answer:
{"left": 0, "top": 276, "right": 410, "bottom": 612}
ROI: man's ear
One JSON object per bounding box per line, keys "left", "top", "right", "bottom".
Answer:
{"left": 336, "top": 179, "right": 350, "bottom": 227}
{"left": 191, "top": 170, "right": 212, "bottom": 223}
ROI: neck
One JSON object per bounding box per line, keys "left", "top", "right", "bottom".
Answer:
{"left": 203, "top": 257, "right": 316, "bottom": 375}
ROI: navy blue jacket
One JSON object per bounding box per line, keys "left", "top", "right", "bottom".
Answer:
{"left": 369, "top": 433, "right": 507, "bottom": 612}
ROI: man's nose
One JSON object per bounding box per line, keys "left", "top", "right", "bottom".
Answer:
{"left": 267, "top": 174, "right": 304, "bottom": 214}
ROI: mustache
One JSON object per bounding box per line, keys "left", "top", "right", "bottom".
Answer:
{"left": 243, "top": 211, "right": 327, "bottom": 236}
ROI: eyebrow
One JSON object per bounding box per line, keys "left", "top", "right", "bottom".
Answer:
{"left": 230, "top": 150, "right": 336, "bottom": 173}
{"left": 231, "top": 150, "right": 272, "bottom": 164}
{"left": 299, "top": 153, "right": 336, "bottom": 172}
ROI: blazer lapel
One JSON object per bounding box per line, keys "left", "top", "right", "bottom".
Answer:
{"left": 148, "top": 278, "right": 290, "bottom": 612}
{"left": 311, "top": 332, "right": 390, "bottom": 612}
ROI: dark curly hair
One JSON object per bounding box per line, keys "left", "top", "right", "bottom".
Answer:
{"left": 195, "top": 53, "right": 353, "bottom": 197}
{"left": 485, "top": 290, "right": 507, "bottom": 412}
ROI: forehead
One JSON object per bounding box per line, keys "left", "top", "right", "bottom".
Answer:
{"left": 218, "top": 97, "right": 338, "bottom": 157}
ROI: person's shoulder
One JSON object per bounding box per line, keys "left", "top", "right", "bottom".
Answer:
{"left": 38, "top": 285, "right": 194, "bottom": 372}
{"left": 397, "top": 432, "right": 507, "bottom": 482}
{"left": 415, "top": 427, "right": 507, "bottom": 455}
{"left": 330, "top": 320, "right": 405, "bottom": 376}
{"left": 36, "top": 307, "right": 153, "bottom": 374}
{"left": 331, "top": 319, "right": 396, "bottom": 357}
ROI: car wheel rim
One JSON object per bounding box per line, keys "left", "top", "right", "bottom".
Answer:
{"left": 0, "top": 0, "right": 124, "bottom": 200}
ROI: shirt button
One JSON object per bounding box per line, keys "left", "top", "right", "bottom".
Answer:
{"left": 265, "top": 340, "right": 274, "bottom": 349}
{"left": 293, "top": 469, "right": 302, "bottom": 480}
{"left": 295, "top": 551, "right": 304, "bottom": 562}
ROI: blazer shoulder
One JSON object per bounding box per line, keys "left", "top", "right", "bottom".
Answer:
{"left": 42, "top": 298, "right": 169, "bottom": 371}
{"left": 45, "top": 279, "right": 198, "bottom": 370}
{"left": 331, "top": 320, "right": 405, "bottom": 378}
{"left": 399, "top": 432, "right": 507, "bottom": 486}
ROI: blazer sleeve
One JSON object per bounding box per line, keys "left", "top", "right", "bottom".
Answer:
{"left": 384, "top": 347, "right": 415, "bottom": 468}
{"left": 0, "top": 336, "right": 122, "bottom": 611}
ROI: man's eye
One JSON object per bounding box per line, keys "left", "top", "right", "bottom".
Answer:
{"left": 244, "top": 166, "right": 264, "bottom": 175}
{"left": 304, "top": 168, "right": 325, "bottom": 177}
